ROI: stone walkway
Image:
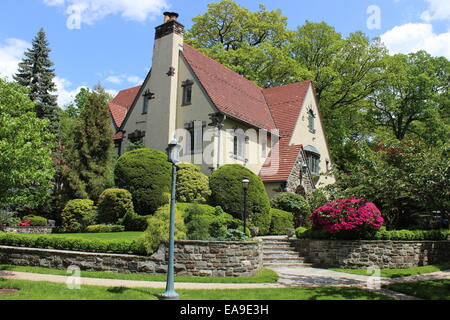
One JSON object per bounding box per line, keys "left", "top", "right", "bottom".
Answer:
{"left": 1, "top": 267, "right": 449, "bottom": 300}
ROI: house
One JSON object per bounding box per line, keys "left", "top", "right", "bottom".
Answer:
{"left": 108, "top": 12, "right": 335, "bottom": 197}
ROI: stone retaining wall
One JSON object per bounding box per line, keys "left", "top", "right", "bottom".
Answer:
{"left": 0, "top": 240, "right": 263, "bottom": 277}
{"left": 291, "top": 239, "right": 450, "bottom": 269}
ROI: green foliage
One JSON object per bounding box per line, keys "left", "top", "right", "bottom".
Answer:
{"left": 270, "top": 193, "right": 311, "bottom": 228}
{"left": 176, "top": 163, "right": 211, "bottom": 203}
{"left": 118, "top": 211, "right": 149, "bottom": 232}
{"left": 209, "top": 164, "right": 271, "bottom": 235}
{"left": 22, "top": 215, "right": 48, "bottom": 227}
{"left": 0, "top": 207, "right": 18, "bottom": 227}
{"left": 295, "top": 227, "right": 308, "bottom": 239}
{"left": 181, "top": 203, "right": 237, "bottom": 240}
{"left": 270, "top": 208, "right": 294, "bottom": 235}
{"left": 329, "top": 140, "right": 449, "bottom": 230}
{"left": 141, "top": 205, "right": 187, "bottom": 254}
{"left": 0, "top": 233, "right": 146, "bottom": 255}
{"left": 85, "top": 225, "right": 125, "bottom": 233}
{"left": 297, "top": 228, "right": 450, "bottom": 241}
{"left": 61, "top": 86, "right": 114, "bottom": 201}
{"left": 61, "top": 200, "right": 97, "bottom": 233}
{"left": 0, "top": 78, "right": 55, "bottom": 209}
{"left": 97, "top": 189, "right": 134, "bottom": 225}
{"left": 115, "top": 148, "right": 171, "bottom": 215}
{"left": 14, "top": 28, "right": 59, "bottom": 134}
{"left": 222, "top": 229, "right": 249, "bottom": 241}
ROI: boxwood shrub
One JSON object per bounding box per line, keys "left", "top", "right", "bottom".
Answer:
{"left": 270, "top": 208, "right": 294, "bottom": 235}
{"left": 97, "top": 189, "right": 135, "bottom": 225}
{"left": 61, "top": 200, "right": 97, "bottom": 233}
{"left": 0, "top": 233, "right": 146, "bottom": 255}
{"left": 115, "top": 148, "right": 171, "bottom": 215}
{"left": 270, "top": 193, "right": 311, "bottom": 228}
{"left": 22, "top": 215, "right": 48, "bottom": 227}
{"left": 296, "top": 228, "right": 450, "bottom": 241}
{"left": 209, "top": 164, "right": 271, "bottom": 235}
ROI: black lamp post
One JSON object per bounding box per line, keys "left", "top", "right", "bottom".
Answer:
{"left": 242, "top": 178, "right": 250, "bottom": 235}
{"left": 160, "top": 139, "right": 181, "bottom": 301}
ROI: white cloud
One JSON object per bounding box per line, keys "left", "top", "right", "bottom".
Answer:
{"left": 380, "top": 23, "right": 450, "bottom": 59}
{"left": 421, "top": 0, "right": 450, "bottom": 22}
{"left": 105, "top": 73, "right": 143, "bottom": 85}
{"left": 43, "top": 0, "right": 170, "bottom": 27}
{"left": 106, "top": 75, "right": 123, "bottom": 84}
{"left": 0, "top": 38, "right": 30, "bottom": 80}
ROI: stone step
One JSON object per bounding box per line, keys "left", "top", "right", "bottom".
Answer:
{"left": 263, "top": 252, "right": 301, "bottom": 258}
{"left": 264, "top": 262, "right": 313, "bottom": 268}
{"left": 264, "top": 256, "right": 305, "bottom": 262}
{"left": 263, "top": 247, "right": 297, "bottom": 252}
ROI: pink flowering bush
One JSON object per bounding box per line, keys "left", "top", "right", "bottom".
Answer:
{"left": 310, "top": 198, "right": 384, "bottom": 239}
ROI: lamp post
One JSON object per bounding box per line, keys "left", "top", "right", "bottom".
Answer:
{"left": 242, "top": 178, "right": 250, "bottom": 235}
{"left": 160, "top": 139, "right": 181, "bottom": 301}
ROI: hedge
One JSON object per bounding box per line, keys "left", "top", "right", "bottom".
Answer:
{"left": 22, "top": 215, "right": 48, "bottom": 227}
{"left": 85, "top": 225, "right": 125, "bottom": 233}
{"left": 0, "top": 233, "right": 146, "bottom": 255}
{"left": 296, "top": 228, "right": 450, "bottom": 241}
{"left": 270, "top": 208, "right": 294, "bottom": 235}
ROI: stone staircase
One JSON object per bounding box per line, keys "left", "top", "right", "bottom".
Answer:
{"left": 261, "top": 238, "right": 311, "bottom": 268}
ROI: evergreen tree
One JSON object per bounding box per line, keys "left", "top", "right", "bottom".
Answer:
{"left": 62, "top": 85, "right": 114, "bottom": 201}
{"left": 14, "top": 28, "right": 59, "bottom": 134}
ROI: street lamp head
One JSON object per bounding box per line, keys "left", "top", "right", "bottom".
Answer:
{"left": 166, "top": 139, "right": 181, "bottom": 164}
{"left": 242, "top": 177, "right": 250, "bottom": 190}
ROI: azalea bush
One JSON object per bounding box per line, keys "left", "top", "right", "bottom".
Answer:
{"left": 310, "top": 198, "right": 384, "bottom": 239}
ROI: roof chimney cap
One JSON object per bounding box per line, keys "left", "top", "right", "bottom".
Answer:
{"left": 164, "top": 12, "right": 179, "bottom": 23}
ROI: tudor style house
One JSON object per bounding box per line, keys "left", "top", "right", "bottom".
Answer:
{"left": 108, "top": 12, "right": 335, "bottom": 197}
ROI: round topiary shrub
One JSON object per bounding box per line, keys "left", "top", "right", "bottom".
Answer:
{"left": 209, "top": 164, "right": 271, "bottom": 235}
{"left": 97, "top": 189, "right": 135, "bottom": 224}
{"left": 141, "top": 205, "right": 187, "bottom": 254}
{"left": 115, "top": 148, "right": 171, "bottom": 215}
{"left": 176, "top": 163, "right": 211, "bottom": 203}
{"left": 22, "top": 215, "right": 48, "bottom": 227}
{"left": 61, "top": 199, "right": 97, "bottom": 233}
{"left": 310, "top": 198, "right": 384, "bottom": 239}
{"left": 270, "top": 193, "right": 311, "bottom": 228}
{"left": 270, "top": 208, "right": 294, "bottom": 235}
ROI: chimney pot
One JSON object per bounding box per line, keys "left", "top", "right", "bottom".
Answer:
{"left": 164, "top": 12, "right": 179, "bottom": 23}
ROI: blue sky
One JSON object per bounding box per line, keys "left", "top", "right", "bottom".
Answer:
{"left": 0, "top": 0, "right": 449, "bottom": 106}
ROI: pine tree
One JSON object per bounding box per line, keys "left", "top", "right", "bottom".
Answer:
{"left": 62, "top": 85, "right": 114, "bottom": 201}
{"left": 14, "top": 28, "right": 59, "bottom": 134}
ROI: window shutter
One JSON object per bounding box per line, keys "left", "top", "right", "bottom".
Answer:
{"left": 194, "top": 120, "right": 203, "bottom": 154}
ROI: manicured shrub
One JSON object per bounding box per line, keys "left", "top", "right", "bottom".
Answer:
{"left": 115, "top": 148, "right": 171, "bottom": 215}
{"left": 310, "top": 198, "right": 384, "bottom": 239}
{"left": 209, "top": 164, "right": 271, "bottom": 235}
{"left": 0, "top": 233, "right": 146, "bottom": 255}
{"left": 85, "top": 225, "right": 125, "bottom": 233}
{"left": 270, "top": 209, "right": 294, "bottom": 235}
{"left": 141, "top": 205, "right": 187, "bottom": 254}
{"left": 119, "top": 211, "right": 150, "bottom": 232}
{"left": 97, "top": 189, "right": 135, "bottom": 224}
{"left": 176, "top": 163, "right": 211, "bottom": 203}
{"left": 61, "top": 200, "right": 97, "bottom": 233}
{"left": 22, "top": 215, "right": 48, "bottom": 227}
{"left": 181, "top": 203, "right": 236, "bottom": 240}
{"left": 270, "top": 193, "right": 311, "bottom": 228}
{"left": 295, "top": 227, "right": 308, "bottom": 239}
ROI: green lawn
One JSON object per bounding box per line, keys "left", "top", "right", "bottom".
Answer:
{"left": 0, "top": 265, "right": 279, "bottom": 284}
{"left": 330, "top": 262, "right": 450, "bottom": 278}
{"left": 384, "top": 279, "right": 450, "bottom": 300}
{"left": 0, "top": 279, "right": 392, "bottom": 300}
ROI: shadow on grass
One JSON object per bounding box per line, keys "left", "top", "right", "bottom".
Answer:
{"left": 304, "top": 287, "right": 390, "bottom": 301}
{"left": 107, "top": 286, "right": 162, "bottom": 299}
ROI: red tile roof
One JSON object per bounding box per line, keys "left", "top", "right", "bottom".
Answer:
{"left": 108, "top": 86, "right": 141, "bottom": 128}
{"left": 260, "top": 82, "right": 312, "bottom": 182}
{"left": 182, "top": 44, "right": 277, "bottom": 131}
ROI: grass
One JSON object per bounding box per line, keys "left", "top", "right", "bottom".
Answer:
{"left": 330, "top": 262, "right": 450, "bottom": 278}
{"left": 0, "top": 265, "right": 279, "bottom": 284}
{"left": 0, "top": 279, "right": 392, "bottom": 300}
{"left": 384, "top": 279, "right": 450, "bottom": 300}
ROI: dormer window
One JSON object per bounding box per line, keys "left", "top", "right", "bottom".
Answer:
{"left": 308, "top": 109, "right": 316, "bottom": 133}
{"left": 182, "top": 80, "right": 194, "bottom": 106}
